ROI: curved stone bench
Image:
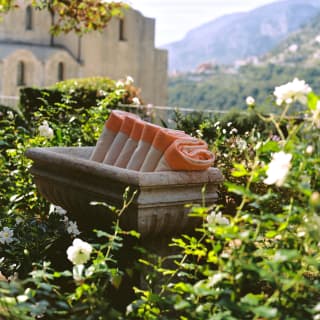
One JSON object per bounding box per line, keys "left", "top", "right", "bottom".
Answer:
{"left": 26, "top": 146, "right": 223, "bottom": 239}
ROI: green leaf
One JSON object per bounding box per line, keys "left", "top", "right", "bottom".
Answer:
{"left": 253, "top": 306, "right": 277, "bottom": 318}
{"left": 274, "top": 249, "right": 299, "bottom": 263}
{"left": 307, "top": 92, "right": 318, "bottom": 111}
{"left": 265, "top": 231, "right": 278, "bottom": 238}
{"left": 258, "top": 141, "right": 280, "bottom": 154}
{"left": 174, "top": 300, "right": 191, "bottom": 310}
{"left": 241, "top": 293, "right": 264, "bottom": 306}
{"left": 231, "top": 163, "right": 248, "bottom": 177}
{"left": 128, "top": 230, "right": 140, "bottom": 239}
{"left": 225, "top": 182, "right": 253, "bottom": 197}
{"left": 111, "top": 274, "right": 122, "bottom": 289}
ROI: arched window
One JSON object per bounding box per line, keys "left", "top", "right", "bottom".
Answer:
{"left": 57, "top": 62, "right": 64, "bottom": 81}
{"left": 25, "top": 5, "right": 33, "bottom": 30}
{"left": 119, "top": 19, "right": 126, "bottom": 41}
{"left": 17, "top": 61, "right": 26, "bottom": 86}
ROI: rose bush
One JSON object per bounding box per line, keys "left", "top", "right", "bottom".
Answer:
{"left": 0, "top": 77, "right": 319, "bottom": 319}
{"left": 128, "top": 78, "right": 320, "bottom": 319}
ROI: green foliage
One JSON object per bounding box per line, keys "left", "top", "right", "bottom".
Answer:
{"left": 19, "top": 77, "right": 116, "bottom": 121}
{"left": 173, "top": 108, "right": 273, "bottom": 146}
{"left": 1, "top": 0, "right": 128, "bottom": 35}
{"left": 1, "top": 76, "right": 320, "bottom": 319}
{"left": 128, "top": 89, "right": 320, "bottom": 319}
{"left": 0, "top": 76, "right": 141, "bottom": 280}
{"left": 169, "top": 64, "right": 320, "bottom": 111}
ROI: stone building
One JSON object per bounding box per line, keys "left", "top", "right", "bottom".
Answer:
{"left": 0, "top": 3, "right": 167, "bottom": 105}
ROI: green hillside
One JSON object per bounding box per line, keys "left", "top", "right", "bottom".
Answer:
{"left": 168, "top": 13, "right": 320, "bottom": 111}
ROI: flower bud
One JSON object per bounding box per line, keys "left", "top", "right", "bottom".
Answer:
{"left": 306, "top": 145, "right": 314, "bottom": 154}
{"left": 310, "top": 192, "right": 320, "bottom": 207}
{"left": 246, "top": 96, "right": 255, "bottom": 108}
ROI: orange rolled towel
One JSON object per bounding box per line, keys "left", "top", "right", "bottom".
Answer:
{"left": 126, "top": 122, "right": 161, "bottom": 171}
{"left": 140, "top": 128, "right": 187, "bottom": 172}
{"left": 103, "top": 115, "right": 138, "bottom": 165}
{"left": 155, "top": 138, "right": 215, "bottom": 171}
{"left": 90, "top": 110, "right": 137, "bottom": 162}
{"left": 114, "top": 120, "right": 145, "bottom": 168}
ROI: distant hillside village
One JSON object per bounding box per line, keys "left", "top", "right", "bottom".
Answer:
{"left": 0, "top": 3, "right": 168, "bottom": 106}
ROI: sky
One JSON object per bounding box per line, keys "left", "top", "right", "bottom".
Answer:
{"left": 130, "top": 0, "right": 280, "bottom": 46}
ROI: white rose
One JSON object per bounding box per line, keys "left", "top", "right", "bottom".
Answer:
{"left": 273, "top": 78, "right": 311, "bottom": 106}
{"left": 54, "top": 205, "right": 67, "bottom": 216}
{"left": 306, "top": 145, "right": 314, "bottom": 154}
{"left": 264, "top": 151, "right": 292, "bottom": 187}
{"left": 67, "top": 221, "right": 80, "bottom": 236}
{"left": 132, "top": 97, "right": 140, "bottom": 105}
{"left": 125, "top": 76, "right": 134, "bottom": 85}
{"left": 67, "top": 238, "right": 92, "bottom": 265}
{"left": 116, "top": 80, "right": 124, "bottom": 88}
{"left": 38, "top": 121, "right": 54, "bottom": 139}
{"left": 246, "top": 96, "right": 255, "bottom": 106}
{"left": 207, "top": 211, "right": 230, "bottom": 226}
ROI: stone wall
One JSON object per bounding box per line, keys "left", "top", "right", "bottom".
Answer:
{"left": 0, "top": 2, "right": 168, "bottom": 105}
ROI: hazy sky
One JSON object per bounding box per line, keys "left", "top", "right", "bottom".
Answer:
{"left": 131, "top": 0, "right": 280, "bottom": 46}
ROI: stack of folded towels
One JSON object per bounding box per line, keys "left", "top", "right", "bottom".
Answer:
{"left": 90, "top": 110, "right": 215, "bottom": 171}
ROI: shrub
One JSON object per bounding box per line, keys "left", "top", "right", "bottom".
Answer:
{"left": 0, "top": 77, "right": 319, "bottom": 319}
{"left": 127, "top": 83, "right": 320, "bottom": 320}
{"left": 19, "top": 76, "right": 144, "bottom": 126}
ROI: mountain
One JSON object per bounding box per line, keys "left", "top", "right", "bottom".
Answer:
{"left": 261, "top": 11, "right": 320, "bottom": 67}
{"left": 168, "top": 12, "right": 320, "bottom": 111}
{"left": 164, "top": 0, "right": 320, "bottom": 72}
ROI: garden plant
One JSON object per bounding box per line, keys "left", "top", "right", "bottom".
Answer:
{"left": 0, "top": 76, "right": 319, "bottom": 319}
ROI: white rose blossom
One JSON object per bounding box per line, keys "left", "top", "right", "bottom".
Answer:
{"left": 132, "top": 97, "right": 140, "bottom": 105}
{"left": 54, "top": 205, "right": 67, "bottom": 216}
{"left": 273, "top": 78, "right": 312, "bottom": 106}
{"left": 230, "top": 128, "right": 238, "bottom": 135}
{"left": 306, "top": 145, "right": 314, "bottom": 154}
{"left": 0, "top": 227, "right": 14, "bottom": 244}
{"left": 246, "top": 96, "right": 255, "bottom": 106}
{"left": 125, "top": 76, "right": 134, "bottom": 85}
{"left": 7, "top": 111, "right": 14, "bottom": 120}
{"left": 264, "top": 151, "right": 292, "bottom": 187}
{"left": 67, "top": 238, "right": 92, "bottom": 265}
{"left": 67, "top": 221, "right": 80, "bottom": 236}
{"left": 38, "top": 120, "right": 54, "bottom": 139}
{"left": 207, "top": 211, "right": 230, "bottom": 226}
{"left": 115, "top": 80, "right": 124, "bottom": 88}
{"left": 15, "top": 217, "right": 23, "bottom": 225}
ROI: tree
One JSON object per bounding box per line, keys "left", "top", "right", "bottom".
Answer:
{"left": 0, "top": 0, "right": 128, "bottom": 35}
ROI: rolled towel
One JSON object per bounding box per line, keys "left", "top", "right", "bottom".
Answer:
{"left": 155, "top": 138, "right": 215, "bottom": 171}
{"left": 114, "top": 120, "right": 145, "bottom": 168}
{"left": 90, "top": 110, "right": 139, "bottom": 162}
{"left": 140, "top": 128, "right": 187, "bottom": 172}
{"left": 103, "top": 115, "right": 138, "bottom": 165}
{"left": 126, "top": 122, "right": 160, "bottom": 171}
